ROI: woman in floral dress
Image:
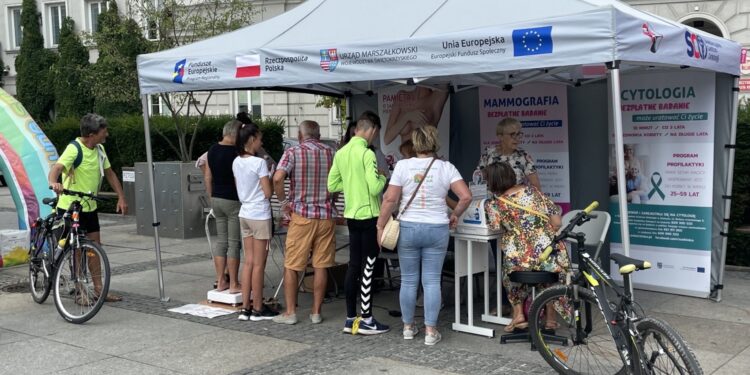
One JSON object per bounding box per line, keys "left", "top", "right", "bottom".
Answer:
{"left": 484, "top": 162, "right": 570, "bottom": 332}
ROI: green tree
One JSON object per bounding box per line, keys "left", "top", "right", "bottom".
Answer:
{"left": 53, "top": 17, "right": 93, "bottom": 118}
{"left": 89, "top": 0, "right": 151, "bottom": 116}
{"left": 128, "top": 0, "right": 257, "bottom": 161}
{"left": 14, "top": 0, "right": 57, "bottom": 122}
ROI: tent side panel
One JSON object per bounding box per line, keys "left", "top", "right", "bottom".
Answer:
{"left": 712, "top": 73, "right": 735, "bottom": 293}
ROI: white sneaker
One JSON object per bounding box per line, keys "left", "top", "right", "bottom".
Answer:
{"left": 310, "top": 314, "right": 322, "bottom": 324}
{"left": 424, "top": 331, "right": 442, "bottom": 346}
{"left": 403, "top": 325, "right": 418, "bottom": 340}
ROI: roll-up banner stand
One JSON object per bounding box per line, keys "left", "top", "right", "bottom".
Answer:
{"left": 609, "top": 71, "right": 715, "bottom": 298}
{"left": 478, "top": 84, "right": 571, "bottom": 212}
{"left": 377, "top": 86, "right": 451, "bottom": 170}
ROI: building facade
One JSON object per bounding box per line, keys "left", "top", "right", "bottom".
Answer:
{"left": 0, "top": 0, "right": 340, "bottom": 139}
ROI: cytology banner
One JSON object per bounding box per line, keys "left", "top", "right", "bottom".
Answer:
{"left": 377, "top": 86, "right": 450, "bottom": 170}
{"left": 609, "top": 71, "right": 714, "bottom": 297}
{"left": 478, "top": 84, "right": 570, "bottom": 211}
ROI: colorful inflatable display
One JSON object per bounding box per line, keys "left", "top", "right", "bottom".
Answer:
{"left": 0, "top": 88, "right": 58, "bottom": 230}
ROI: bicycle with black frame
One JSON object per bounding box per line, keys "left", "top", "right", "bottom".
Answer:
{"left": 28, "top": 188, "right": 111, "bottom": 324}
{"left": 528, "top": 201, "right": 702, "bottom": 374}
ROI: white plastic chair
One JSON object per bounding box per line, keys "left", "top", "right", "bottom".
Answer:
{"left": 560, "top": 209, "right": 611, "bottom": 265}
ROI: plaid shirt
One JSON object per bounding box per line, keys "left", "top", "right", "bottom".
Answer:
{"left": 277, "top": 139, "right": 336, "bottom": 219}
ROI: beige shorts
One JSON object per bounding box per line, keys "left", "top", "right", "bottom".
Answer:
{"left": 284, "top": 214, "right": 336, "bottom": 271}
{"left": 239, "top": 218, "right": 272, "bottom": 240}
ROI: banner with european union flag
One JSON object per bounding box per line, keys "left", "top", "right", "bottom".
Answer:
{"left": 608, "top": 71, "right": 715, "bottom": 298}
{"left": 512, "top": 26, "right": 553, "bottom": 57}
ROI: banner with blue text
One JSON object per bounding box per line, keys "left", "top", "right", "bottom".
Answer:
{"left": 609, "top": 71, "right": 715, "bottom": 297}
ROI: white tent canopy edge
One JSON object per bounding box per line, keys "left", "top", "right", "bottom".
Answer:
{"left": 135, "top": 0, "right": 741, "bottom": 302}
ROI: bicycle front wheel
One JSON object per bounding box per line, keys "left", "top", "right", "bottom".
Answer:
{"left": 52, "top": 240, "right": 110, "bottom": 324}
{"left": 529, "top": 284, "right": 627, "bottom": 375}
{"left": 637, "top": 317, "right": 703, "bottom": 374}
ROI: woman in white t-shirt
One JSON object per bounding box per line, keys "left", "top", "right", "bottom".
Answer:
{"left": 232, "top": 123, "right": 278, "bottom": 321}
{"left": 377, "top": 126, "right": 472, "bottom": 345}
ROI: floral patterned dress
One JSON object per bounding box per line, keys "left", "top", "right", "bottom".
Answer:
{"left": 484, "top": 185, "right": 570, "bottom": 305}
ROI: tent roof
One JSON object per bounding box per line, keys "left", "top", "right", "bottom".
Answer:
{"left": 137, "top": 0, "right": 741, "bottom": 95}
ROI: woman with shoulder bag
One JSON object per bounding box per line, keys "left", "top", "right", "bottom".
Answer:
{"left": 377, "top": 126, "right": 472, "bottom": 345}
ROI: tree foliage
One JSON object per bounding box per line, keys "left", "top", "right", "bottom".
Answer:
{"left": 128, "top": 0, "right": 257, "bottom": 161}
{"left": 89, "top": 0, "right": 151, "bottom": 116}
{"left": 53, "top": 17, "right": 93, "bottom": 118}
{"left": 15, "top": 0, "right": 57, "bottom": 122}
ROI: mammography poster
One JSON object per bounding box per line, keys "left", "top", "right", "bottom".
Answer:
{"left": 478, "top": 84, "right": 570, "bottom": 211}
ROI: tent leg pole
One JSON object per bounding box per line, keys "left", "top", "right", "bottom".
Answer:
{"left": 141, "top": 94, "right": 169, "bottom": 302}
{"left": 608, "top": 63, "right": 633, "bottom": 296}
{"left": 608, "top": 63, "right": 632, "bottom": 256}
{"left": 714, "top": 76, "right": 740, "bottom": 303}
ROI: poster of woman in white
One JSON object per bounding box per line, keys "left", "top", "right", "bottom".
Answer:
{"left": 609, "top": 70, "right": 715, "bottom": 297}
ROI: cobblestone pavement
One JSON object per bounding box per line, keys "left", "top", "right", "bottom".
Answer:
{"left": 0, "top": 254, "right": 555, "bottom": 374}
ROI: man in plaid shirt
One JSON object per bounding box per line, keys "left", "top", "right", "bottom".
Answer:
{"left": 271, "top": 120, "right": 336, "bottom": 325}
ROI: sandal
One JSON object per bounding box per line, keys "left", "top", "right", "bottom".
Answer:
{"left": 503, "top": 320, "right": 528, "bottom": 333}
{"left": 104, "top": 294, "right": 123, "bottom": 302}
{"left": 544, "top": 321, "right": 560, "bottom": 330}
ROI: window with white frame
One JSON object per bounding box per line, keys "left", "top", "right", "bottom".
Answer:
{"left": 150, "top": 95, "right": 164, "bottom": 116}
{"left": 237, "top": 90, "right": 262, "bottom": 117}
{"left": 145, "top": 0, "right": 162, "bottom": 41}
{"left": 46, "top": 3, "right": 66, "bottom": 47}
{"left": 8, "top": 6, "right": 22, "bottom": 49}
{"left": 86, "top": 1, "right": 108, "bottom": 33}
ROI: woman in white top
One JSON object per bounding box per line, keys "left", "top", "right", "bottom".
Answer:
{"left": 232, "top": 123, "right": 279, "bottom": 321}
{"left": 377, "top": 126, "right": 472, "bottom": 345}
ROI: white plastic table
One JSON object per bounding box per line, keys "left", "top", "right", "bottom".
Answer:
{"left": 451, "top": 231, "right": 512, "bottom": 338}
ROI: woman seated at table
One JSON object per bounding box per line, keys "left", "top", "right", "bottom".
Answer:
{"left": 483, "top": 162, "right": 570, "bottom": 332}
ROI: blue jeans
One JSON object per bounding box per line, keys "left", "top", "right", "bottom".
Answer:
{"left": 398, "top": 221, "right": 449, "bottom": 327}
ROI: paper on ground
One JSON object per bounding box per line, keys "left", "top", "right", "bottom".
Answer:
{"left": 168, "top": 303, "right": 236, "bottom": 319}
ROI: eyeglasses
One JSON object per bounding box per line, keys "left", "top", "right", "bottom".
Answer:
{"left": 500, "top": 131, "right": 524, "bottom": 139}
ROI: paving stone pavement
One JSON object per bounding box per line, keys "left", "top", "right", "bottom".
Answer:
{"left": 0, "top": 253, "right": 554, "bottom": 374}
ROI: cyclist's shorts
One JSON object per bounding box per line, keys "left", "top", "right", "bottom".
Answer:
{"left": 57, "top": 209, "right": 100, "bottom": 234}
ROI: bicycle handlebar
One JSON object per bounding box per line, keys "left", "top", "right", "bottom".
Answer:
{"left": 539, "top": 201, "right": 599, "bottom": 261}
{"left": 49, "top": 187, "right": 108, "bottom": 202}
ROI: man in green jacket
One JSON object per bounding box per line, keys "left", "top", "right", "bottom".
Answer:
{"left": 328, "top": 111, "right": 389, "bottom": 335}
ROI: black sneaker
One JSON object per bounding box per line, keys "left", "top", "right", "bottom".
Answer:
{"left": 357, "top": 316, "right": 390, "bottom": 335}
{"left": 238, "top": 308, "right": 251, "bottom": 321}
{"left": 250, "top": 305, "right": 279, "bottom": 321}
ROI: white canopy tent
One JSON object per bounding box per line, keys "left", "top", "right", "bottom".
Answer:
{"left": 136, "top": 0, "right": 741, "bottom": 302}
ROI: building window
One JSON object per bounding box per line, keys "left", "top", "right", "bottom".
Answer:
{"left": 8, "top": 6, "right": 22, "bottom": 49}
{"left": 144, "top": 0, "right": 162, "bottom": 41}
{"left": 87, "top": 1, "right": 108, "bottom": 33}
{"left": 150, "top": 95, "right": 164, "bottom": 116}
{"left": 46, "top": 3, "right": 66, "bottom": 47}
{"left": 237, "top": 90, "right": 262, "bottom": 117}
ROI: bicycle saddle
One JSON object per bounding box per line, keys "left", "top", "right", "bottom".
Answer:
{"left": 610, "top": 253, "right": 651, "bottom": 275}
{"left": 42, "top": 197, "right": 58, "bottom": 207}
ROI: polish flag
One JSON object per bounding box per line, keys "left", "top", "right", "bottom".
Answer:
{"left": 235, "top": 55, "right": 261, "bottom": 78}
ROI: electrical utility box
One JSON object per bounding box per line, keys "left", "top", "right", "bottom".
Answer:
{"left": 135, "top": 162, "right": 208, "bottom": 239}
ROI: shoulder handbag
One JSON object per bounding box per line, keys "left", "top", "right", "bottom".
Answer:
{"left": 380, "top": 158, "right": 436, "bottom": 250}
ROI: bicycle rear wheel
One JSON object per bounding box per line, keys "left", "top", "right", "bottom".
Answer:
{"left": 52, "top": 240, "right": 110, "bottom": 324}
{"left": 637, "top": 317, "right": 703, "bottom": 374}
{"left": 529, "top": 284, "right": 627, "bottom": 375}
{"left": 29, "top": 232, "right": 53, "bottom": 304}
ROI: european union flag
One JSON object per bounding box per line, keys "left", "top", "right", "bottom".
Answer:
{"left": 697, "top": 267, "right": 705, "bottom": 273}
{"left": 512, "top": 26, "right": 553, "bottom": 56}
